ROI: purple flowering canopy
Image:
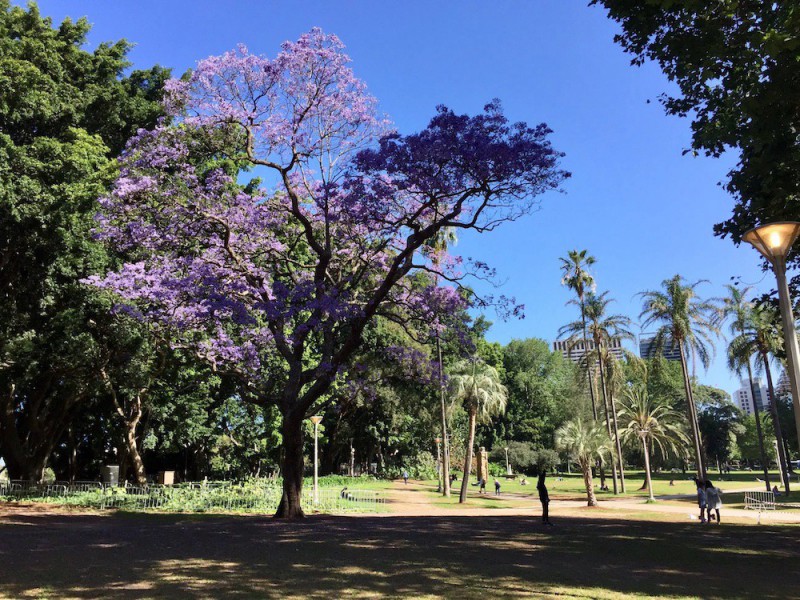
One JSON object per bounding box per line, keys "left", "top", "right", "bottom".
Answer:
{"left": 87, "top": 28, "right": 568, "bottom": 517}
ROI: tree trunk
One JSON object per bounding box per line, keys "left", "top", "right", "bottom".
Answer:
{"left": 275, "top": 412, "right": 305, "bottom": 519}
{"left": 763, "top": 355, "right": 790, "bottom": 493}
{"left": 642, "top": 438, "right": 655, "bottom": 501}
{"left": 581, "top": 458, "right": 598, "bottom": 506}
{"left": 578, "top": 296, "right": 598, "bottom": 422}
{"left": 678, "top": 344, "right": 705, "bottom": 480}
{"left": 745, "top": 362, "right": 771, "bottom": 491}
{"left": 68, "top": 426, "right": 78, "bottom": 484}
{"left": 459, "top": 410, "right": 477, "bottom": 503}
{"left": 437, "top": 335, "right": 451, "bottom": 497}
{"left": 124, "top": 414, "right": 146, "bottom": 486}
{"left": 596, "top": 349, "right": 618, "bottom": 495}
{"left": 608, "top": 387, "right": 626, "bottom": 493}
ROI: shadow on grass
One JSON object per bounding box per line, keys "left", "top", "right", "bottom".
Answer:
{"left": 0, "top": 509, "right": 798, "bottom": 599}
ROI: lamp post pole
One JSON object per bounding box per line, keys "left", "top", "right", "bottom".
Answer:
{"left": 773, "top": 257, "right": 800, "bottom": 453}
{"left": 310, "top": 415, "right": 323, "bottom": 505}
{"left": 504, "top": 446, "right": 511, "bottom": 476}
{"left": 435, "top": 437, "right": 442, "bottom": 493}
{"left": 743, "top": 222, "right": 800, "bottom": 457}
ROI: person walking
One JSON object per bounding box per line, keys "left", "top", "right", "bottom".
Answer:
{"left": 479, "top": 477, "right": 487, "bottom": 494}
{"left": 538, "top": 471, "right": 552, "bottom": 525}
{"left": 402, "top": 469, "right": 409, "bottom": 485}
{"left": 494, "top": 478, "right": 501, "bottom": 495}
{"left": 705, "top": 480, "right": 722, "bottom": 524}
{"left": 695, "top": 478, "right": 707, "bottom": 523}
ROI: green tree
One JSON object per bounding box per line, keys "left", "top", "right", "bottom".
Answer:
{"left": 730, "top": 302, "right": 793, "bottom": 486}
{"left": 449, "top": 359, "right": 508, "bottom": 503}
{"left": 738, "top": 413, "right": 777, "bottom": 466}
{"left": 559, "top": 250, "right": 599, "bottom": 420}
{"left": 697, "top": 397, "right": 744, "bottom": 472}
{"left": 0, "top": 2, "right": 168, "bottom": 480}
{"left": 555, "top": 417, "right": 611, "bottom": 507}
{"left": 496, "top": 338, "right": 581, "bottom": 449}
{"left": 618, "top": 385, "right": 689, "bottom": 501}
{"left": 591, "top": 1, "right": 800, "bottom": 286}
{"left": 720, "top": 285, "right": 773, "bottom": 490}
{"left": 639, "top": 275, "right": 718, "bottom": 479}
{"left": 561, "top": 291, "right": 634, "bottom": 494}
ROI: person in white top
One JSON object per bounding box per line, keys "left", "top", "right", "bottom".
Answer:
{"left": 705, "top": 480, "right": 722, "bottom": 524}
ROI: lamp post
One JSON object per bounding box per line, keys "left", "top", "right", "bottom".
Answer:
{"left": 774, "top": 439, "right": 785, "bottom": 489}
{"left": 743, "top": 221, "right": 800, "bottom": 456}
{"left": 310, "top": 415, "right": 323, "bottom": 505}
{"left": 435, "top": 437, "right": 442, "bottom": 492}
{"left": 504, "top": 446, "right": 511, "bottom": 476}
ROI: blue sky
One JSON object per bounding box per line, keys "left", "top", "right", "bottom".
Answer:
{"left": 31, "top": 1, "right": 777, "bottom": 396}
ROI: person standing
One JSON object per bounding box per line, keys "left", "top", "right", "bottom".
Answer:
{"left": 695, "top": 478, "right": 707, "bottom": 523}
{"left": 538, "top": 471, "right": 552, "bottom": 525}
{"left": 402, "top": 469, "right": 409, "bottom": 485}
{"left": 494, "top": 478, "right": 501, "bottom": 495}
{"left": 705, "top": 480, "right": 722, "bottom": 524}
{"left": 479, "top": 477, "right": 487, "bottom": 494}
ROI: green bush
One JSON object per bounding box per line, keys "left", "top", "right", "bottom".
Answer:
{"left": 382, "top": 451, "right": 437, "bottom": 480}
{"left": 488, "top": 462, "right": 506, "bottom": 477}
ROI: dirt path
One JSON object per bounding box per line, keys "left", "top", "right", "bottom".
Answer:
{"left": 380, "top": 480, "right": 800, "bottom": 524}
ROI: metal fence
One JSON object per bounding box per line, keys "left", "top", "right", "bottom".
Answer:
{"left": 744, "top": 491, "right": 776, "bottom": 511}
{"left": 0, "top": 480, "right": 384, "bottom": 514}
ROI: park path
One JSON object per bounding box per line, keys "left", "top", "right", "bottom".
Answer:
{"left": 376, "top": 480, "right": 800, "bottom": 524}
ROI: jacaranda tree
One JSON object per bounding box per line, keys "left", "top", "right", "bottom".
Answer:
{"left": 88, "top": 29, "right": 568, "bottom": 518}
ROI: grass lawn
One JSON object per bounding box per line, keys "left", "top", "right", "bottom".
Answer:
{"left": 1, "top": 504, "right": 798, "bottom": 599}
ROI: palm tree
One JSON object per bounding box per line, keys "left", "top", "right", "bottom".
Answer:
{"left": 423, "top": 228, "right": 458, "bottom": 497}
{"left": 727, "top": 298, "right": 790, "bottom": 491}
{"left": 639, "top": 275, "right": 718, "bottom": 480}
{"left": 717, "top": 284, "right": 772, "bottom": 491}
{"left": 449, "top": 359, "right": 508, "bottom": 503}
{"left": 555, "top": 417, "right": 611, "bottom": 506}
{"left": 748, "top": 304, "right": 793, "bottom": 493}
{"left": 560, "top": 291, "right": 633, "bottom": 494}
{"left": 560, "top": 250, "right": 599, "bottom": 420}
{"left": 618, "top": 385, "right": 690, "bottom": 501}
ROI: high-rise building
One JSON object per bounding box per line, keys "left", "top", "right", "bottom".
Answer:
{"left": 734, "top": 379, "right": 771, "bottom": 416}
{"left": 639, "top": 334, "right": 681, "bottom": 361}
{"left": 776, "top": 370, "right": 792, "bottom": 399}
{"left": 553, "top": 337, "right": 624, "bottom": 364}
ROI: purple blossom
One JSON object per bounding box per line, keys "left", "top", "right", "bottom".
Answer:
{"left": 85, "top": 28, "right": 566, "bottom": 406}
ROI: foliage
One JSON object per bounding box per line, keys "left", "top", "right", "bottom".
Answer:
{"left": 738, "top": 413, "right": 776, "bottom": 463}
{"left": 383, "top": 452, "right": 437, "bottom": 480}
{"left": 86, "top": 28, "right": 567, "bottom": 516}
{"left": 698, "top": 400, "right": 744, "bottom": 466}
{"left": 493, "top": 338, "right": 581, "bottom": 449}
{"left": 592, "top": 0, "right": 800, "bottom": 291}
{"left": 0, "top": 1, "right": 167, "bottom": 480}
{"left": 617, "top": 385, "right": 689, "bottom": 463}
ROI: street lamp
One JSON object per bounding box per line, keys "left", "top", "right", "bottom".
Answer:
{"left": 743, "top": 221, "right": 800, "bottom": 456}
{"left": 435, "top": 437, "right": 442, "bottom": 492}
{"left": 504, "top": 446, "right": 511, "bottom": 476}
{"left": 310, "top": 415, "right": 323, "bottom": 505}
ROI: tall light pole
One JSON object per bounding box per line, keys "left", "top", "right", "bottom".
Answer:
{"left": 310, "top": 415, "right": 323, "bottom": 505}
{"left": 435, "top": 437, "right": 442, "bottom": 493}
{"left": 743, "top": 222, "right": 800, "bottom": 457}
{"left": 504, "top": 446, "right": 511, "bottom": 475}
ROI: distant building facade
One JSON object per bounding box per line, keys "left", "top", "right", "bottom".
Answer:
{"left": 776, "top": 370, "right": 792, "bottom": 399}
{"left": 553, "top": 337, "right": 624, "bottom": 365}
{"left": 734, "top": 378, "right": 771, "bottom": 416}
{"left": 639, "top": 334, "right": 681, "bottom": 361}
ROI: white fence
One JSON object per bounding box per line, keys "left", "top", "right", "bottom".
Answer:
{"left": 0, "top": 480, "right": 384, "bottom": 514}
{"left": 744, "top": 491, "right": 776, "bottom": 511}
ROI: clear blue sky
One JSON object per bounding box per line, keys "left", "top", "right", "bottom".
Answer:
{"left": 31, "top": 0, "right": 777, "bottom": 397}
